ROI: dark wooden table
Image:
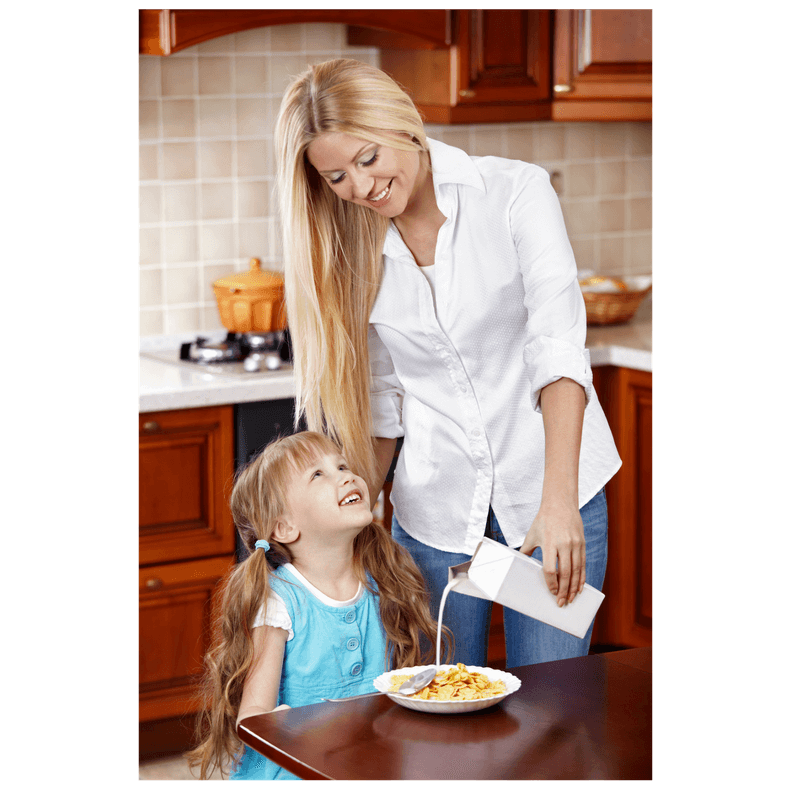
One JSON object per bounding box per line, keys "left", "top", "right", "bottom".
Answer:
{"left": 237, "top": 647, "right": 652, "bottom": 780}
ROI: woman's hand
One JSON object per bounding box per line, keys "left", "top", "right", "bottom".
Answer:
{"left": 525, "top": 377, "right": 586, "bottom": 606}
{"left": 519, "top": 497, "right": 585, "bottom": 607}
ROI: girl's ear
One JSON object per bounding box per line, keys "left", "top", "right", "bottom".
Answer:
{"left": 272, "top": 516, "right": 300, "bottom": 544}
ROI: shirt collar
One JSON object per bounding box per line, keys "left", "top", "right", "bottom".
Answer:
{"left": 383, "top": 138, "right": 485, "bottom": 258}
{"left": 427, "top": 137, "right": 486, "bottom": 195}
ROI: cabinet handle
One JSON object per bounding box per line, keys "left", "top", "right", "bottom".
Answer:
{"left": 143, "top": 421, "right": 160, "bottom": 432}
{"left": 145, "top": 578, "right": 163, "bottom": 590}
{"left": 458, "top": 89, "right": 476, "bottom": 98}
{"left": 554, "top": 84, "right": 574, "bottom": 94}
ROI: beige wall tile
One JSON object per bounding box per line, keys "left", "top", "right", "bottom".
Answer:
{"left": 163, "top": 184, "right": 197, "bottom": 222}
{"left": 599, "top": 199, "right": 625, "bottom": 232}
{"left": 140, "top": 185, "right": 162, "bottom": 224}
{"left": 626, "top": 232, "right": 652, "bottom": 271}
{"left": 140, "top": 144, "right": 159, "bottom": 181}
{"left": 306, "top": 22, "right": 345, "bottom": 51}
{"left": 198, "top": 98, "right": 234, "bottom": 137}
{"left": 200, "top": 222, "right": 235, "bottom": 260}
{"left": 235, "top": 27, "right": 269, "bottom": 53}
{"left": 628, "top": 122, "right": 652, "bottom": 157}
{"left": 238, "top": 180, "right": 271, "bottom": 218}
{"left": 164, "top": 224, "right": 199, "bottom": 264}
{"left": 202, "top": 304, "right": 225, "bottom": 329}
{"left": 561, "top": 199, "right": 597, "bottom": 237}
{"left": 196, "top": 33, "right": 237, "bottom": 55}
{"left": 506, "top": 125, "right": 535, "bottom": 163}
{"left": 472, "top": 127, "right": 505, "bottom": 157}
{"left": 238, "top": 220, "right": 271, "bottom": 260}
{"left": 165, "top": 306, "right": 201, "bottom": 334}
{"left": 165, "top": 266, "right": 201, "bottom": 304}
{"left": 566, "top": 163, "right": 595, "bottom": 197}
{"left": 201, "top": 182, "right": 234, "bottom": 220}
{"left": 237, "top": 139, "right": 269, "bottom": 177}
{"left": 627, "top": 196, "right": 652, "bottom": 230}
{"left": 140, "top": 268, "right": 163, "bottom": 306}
{"left": 140, "top": 308, "right": 165, "bottom": 336}
{"left": 139, "top": 227, "right": 162, "bottom": 265}
{"left": 565, "top": 123, "right": 596, "bottom": 159}
{"left": 536, "top": 123, "right": 565, "bottom": 161}
{"left": 598, "top": 236, "right": 625, "bottom": 273}
{"left": 162, "top": 99, "right": 197, "bottom": 138}
{"left": 139, "top": 57, "right": 161, "bottom": 98}
{"left": 596, "top": 160, "right": 626, "bottom": 196}
{"left": 199, "top": 56, "right": 233, "bottom": 95}
{"left": 161, "top": 57, "right": 196, "bottom": 96}
{"left": 236, "top": 97, "right": 270, "bottom": 136}
{"left": 269, "top": 54, "right": 310, "bottom": 93}
{"left": 139, "top": 100, "right": 160, "bottom": 140}
{"left": 199, "top": 140, "right": 232, "bottom": 178}
{"left": 626, "top": 157, "right": 652, "bottom": 194}
{"left": 234, "top": 55, "right": 268, "bottom": 94}
{"left": 437, "top": 127, "right": 470, "bottom": 152}
{"left": 162, "top": 142, "right": 196, "bottom": 180}
{"left": 596, "top": 123, "right": 627, "bottom": 157}
{"left": 570, "top": 238, "right": 595, "bottom": 272}
{"left": 270, "top": 23, "right": 304, "bottom": 52}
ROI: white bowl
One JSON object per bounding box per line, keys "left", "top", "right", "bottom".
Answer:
{"left": 373, "top": 664, "right": 521, "bottom": 715}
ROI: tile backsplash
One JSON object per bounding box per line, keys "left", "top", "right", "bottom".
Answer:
{"left": 139, "top": 23, "right": 652, "bottom": 338}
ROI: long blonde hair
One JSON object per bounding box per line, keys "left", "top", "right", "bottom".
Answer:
{"left": 275, "top": 58, "right": 428, "bottom": 488}
{"left": 187, "top": 432, "right": 449, "bottom": 779}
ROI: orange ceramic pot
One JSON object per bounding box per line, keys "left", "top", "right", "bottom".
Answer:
{"left": 212, "top": 258, "right": 286, "bottom": 333}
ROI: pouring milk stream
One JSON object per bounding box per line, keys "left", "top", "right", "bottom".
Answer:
{"left": 434, "top": 537, "right": 606, "bottom": 666}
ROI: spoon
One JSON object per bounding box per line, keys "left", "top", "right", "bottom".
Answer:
{"left": 322, "top": 666, "right": 438, "bottom": 702}
{"left": 394, "top": 666, "right": 437, "bottom": 696}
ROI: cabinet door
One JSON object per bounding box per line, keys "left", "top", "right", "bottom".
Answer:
{"left": 139, "top": 405, "right": 235, "bottom": 566}
{"left": 377, "top": 10, "right": 552, "bottom": 124}
{"left": 552, "top": 9, "right": 652, "bottom": 121}
{"left": 139, "top": 555, "right": 233, "bottom": 722}
{"left": 451, "top": 10, "right": 552, "bottom": 111}
{"left": 591, "top": 366, "right": 652, "bottom": 649}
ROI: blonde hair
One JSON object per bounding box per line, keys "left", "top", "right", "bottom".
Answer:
{"left": 275, "top": 58, "right": 428, "bottom": 488}
{"left": 187, "top": 431, "right": 450, "bottom": 779}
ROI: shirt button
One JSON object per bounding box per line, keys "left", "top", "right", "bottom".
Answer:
{"left": 344, "top": 610, "right": 356, "bottom": 623}
{"left": 350, "top": 663, "right": 362, "bottom": 676}
{"left": 346, "top": 638, "right": 359, "bottom": 650}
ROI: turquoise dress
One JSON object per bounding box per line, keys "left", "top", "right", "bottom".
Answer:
{"left": 230, "top": 565, "right": 387, "bottom": 780}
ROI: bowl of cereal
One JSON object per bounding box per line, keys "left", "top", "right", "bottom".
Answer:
{"left": 374, "top": 663, "right": 521, "bottom": 714}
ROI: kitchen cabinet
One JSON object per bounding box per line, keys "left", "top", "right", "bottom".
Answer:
{"left": 590, "top": 366, "right": 652, "bottom": 649}
{"left": 551, "top": 9, "right": 652, "bottom": 121}
{"left": 139, "top": 405, "right": 236, "bottom": 724}
{"left": 351, "top": 10, "right": 552, "bottom": 124}
{"left": 139, "top": 9, "right": 450, "bottom": 55}
{"left": 140, "top": 8, "right": 650, "bottom": 123}
{"left": 139, "top": 405, "right": 235, "bottom": 566}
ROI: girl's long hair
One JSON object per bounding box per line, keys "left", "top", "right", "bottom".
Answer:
{"left": 275, "top": 58, "right": 428, "bottom": 489}
{"left": 186, "top": 432, "right": 450, "bottom": 779}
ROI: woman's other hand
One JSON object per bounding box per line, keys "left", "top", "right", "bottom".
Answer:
{"left": 519, "top": 498, "right": 586, "bottom": 607}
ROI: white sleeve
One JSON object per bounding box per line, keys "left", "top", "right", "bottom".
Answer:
{"left": 252, "top": 593, "right": 293, "bottom": 641}
{"left": 510, "top": 165, "right": 594, "bottom": 413}
{"left": 369, "top": 324, "right": 405, "bottom": 438}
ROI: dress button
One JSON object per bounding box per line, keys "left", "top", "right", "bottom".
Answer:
{"left": 350, "top": 663, "right": 362, "bottom": 676}
{"left": 344, "top": 609, "right": 356, "bottom": 623}
{"left": 346, "top": 637, "right": 359, "bottom": 650}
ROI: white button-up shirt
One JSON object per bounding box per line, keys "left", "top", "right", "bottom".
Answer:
{"left": 369, "top": 139, "right": 621, "bottom": 554}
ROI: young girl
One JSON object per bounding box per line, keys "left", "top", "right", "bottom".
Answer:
{"left": 187, "top": 431, "right": 449, "bottom": 780}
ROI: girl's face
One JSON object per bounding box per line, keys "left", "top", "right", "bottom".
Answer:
{"left": 306, "top": 131, "right": 425, "bottom": 219}
{"left": 281, "top": 448, "right": 373, "bottom": 541}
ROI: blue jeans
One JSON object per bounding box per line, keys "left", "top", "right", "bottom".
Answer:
{"left": 391, "top": 488, "right": 608, "bottom": 668}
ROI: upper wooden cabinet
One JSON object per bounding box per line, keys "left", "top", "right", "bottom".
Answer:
{"left": 552, "top": 10, "right": 652, "bottom": 121}
{"left": 359, "top": 10, "right": 552, "bottom": 124}
{"left": 139, "top": 9, "right": 451, "bottom": 55}
{"left": 139, "top": 9, "right": 651, "bottom": 123}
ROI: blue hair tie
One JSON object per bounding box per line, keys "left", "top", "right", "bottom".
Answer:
{"left": 255, "top": 540, "right": 271, "bottom": 553}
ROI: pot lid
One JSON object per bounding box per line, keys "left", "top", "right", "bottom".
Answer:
{"left": 213, "top": 258, "right": 284, "bottom": 291}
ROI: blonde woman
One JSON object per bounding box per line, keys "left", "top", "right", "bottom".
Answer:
{"left": 275, "top": 59, "right": 622, "bottom": 669}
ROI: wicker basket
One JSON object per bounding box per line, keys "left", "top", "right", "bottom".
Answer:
{"left": 580, "top": 276, "right": 652, "bottom": 326}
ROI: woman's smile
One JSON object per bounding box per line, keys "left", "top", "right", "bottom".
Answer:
{"left": 306, "top": 132, "right": 422, "bottom": 219}
{"left": 368, "top": 180, "right": 393, "bottom": 207}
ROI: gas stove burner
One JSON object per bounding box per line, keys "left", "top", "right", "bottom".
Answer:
{"left": 179, "top": 330, "right": 289, "bottom": 373}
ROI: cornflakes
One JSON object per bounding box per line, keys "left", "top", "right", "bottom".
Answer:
{"left": 389, "top": 663, "right": 506, "bottom": 701}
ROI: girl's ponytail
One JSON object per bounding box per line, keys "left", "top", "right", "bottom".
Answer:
{"left": 187, "top": 540, "right": 276, "bottom": 779}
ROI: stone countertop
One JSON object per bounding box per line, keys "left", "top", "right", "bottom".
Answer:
{"left": 140, "top": 300, "right": 651, "bottom": 413}
{"left": 585, "top": 294, "right": 652, "bottom": 373}
{"left": 139, "top": 355, "right": 295, "bottom": 413}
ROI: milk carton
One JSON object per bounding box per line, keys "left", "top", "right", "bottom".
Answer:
{"left": 448, "top": 537, "right": 605, "bottom": 639}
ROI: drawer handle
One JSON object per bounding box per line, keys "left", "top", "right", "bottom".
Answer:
{"left": 554, "top": 83, "right": 574, "bottom": 94}
{"left": 143, "top": 421, "right": 160, "bottom": 432}
{"left": 458, "top": 89, "right": 476, "bottom": 98}
{"left": 145, "top": 578, "right": 163, "bottom": 590}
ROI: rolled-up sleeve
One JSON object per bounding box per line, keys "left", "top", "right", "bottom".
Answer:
{"left": 510, "top": 166, "right": 594, "bottom": 412}
{"left": 369, "top": 324, "right": 405, "bottom": 438}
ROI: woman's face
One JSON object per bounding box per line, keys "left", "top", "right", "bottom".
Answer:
{"left": 306, "top": 131, "right": 425, "bottom": 219}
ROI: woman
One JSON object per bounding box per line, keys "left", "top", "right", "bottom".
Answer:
{"left": 274, "top": 58, "right": 621, "bottom": 668}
